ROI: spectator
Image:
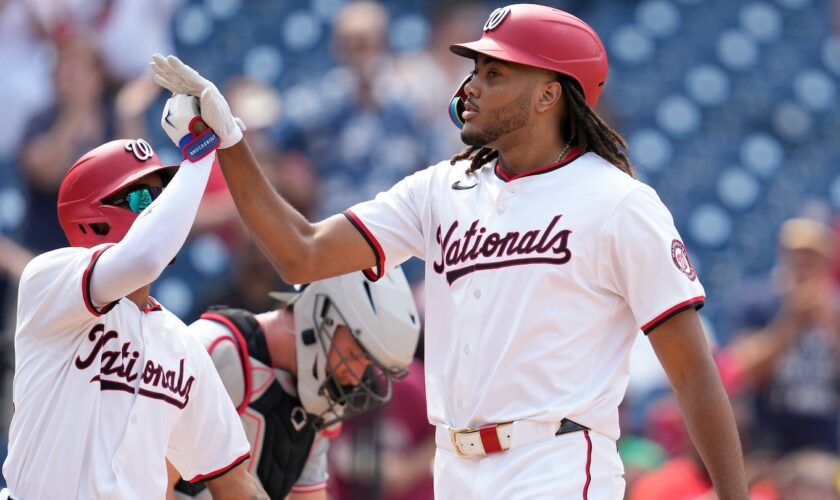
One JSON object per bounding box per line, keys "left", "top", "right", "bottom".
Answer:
{"left": 725, "top": 217, "right": 840, "bottom": 454}
{"left": 273, "top": 0, "right": 429, "bottom": 218}
{"left": 17, "top": 35, "right": 114, "bottom": 252}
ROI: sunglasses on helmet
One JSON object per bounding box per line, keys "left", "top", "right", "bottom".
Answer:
{"left": 108, "top": 186, "right": 164, "bottom": 214}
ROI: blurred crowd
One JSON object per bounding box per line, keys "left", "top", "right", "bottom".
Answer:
{"left": 1, "top": 0, "right": 840, "bottom": 498}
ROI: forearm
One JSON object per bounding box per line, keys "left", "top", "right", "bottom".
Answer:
{"left": 673, "top": 361, "right": 748, "bottom": 500}
{"left": 727, "top": 314, "right": 800, "bottom": 384}
{"left": 20, "top": 112, "right": 83, "bottom": 188}
{"left": 217, "top": 140, "right": 318, "bottom": 282}
{"left": 206, "top": 466, "right": 269, "bottom": 500}
{"left": 91, "top": 154, "right": 215, "bottom": 304}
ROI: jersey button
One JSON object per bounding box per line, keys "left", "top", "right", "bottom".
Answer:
{"left": 497, "top": 206, "right": 505, "bottom": 214}
{"left": 463, "top": 345, "right": 470, "bottom": 355}
{"left": 457, "top": 400, "right": 464, "bottom": 409}
{"left": 130, "top": 415, "right": 137, "bottom": 424}
{"left": 473, "top": 290, "right": 481, "bottom": 299}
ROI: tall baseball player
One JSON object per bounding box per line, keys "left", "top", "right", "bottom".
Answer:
{"left": 150, "top": 4, "right": 749, "bottom": 499}
{"left": 168, "top": 267, "right": 421, "bottom": 499}
{"left": 3, "top": 95, "right": 267, "bottom": 498}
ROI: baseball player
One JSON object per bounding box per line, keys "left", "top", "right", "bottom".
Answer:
{"left": 168, "top": 267, "right": 421, "bottom": 499}
{"left": 150, "top": 4, "right": 749, "bottom": 499}
{"left": 3, "top": 95, "right": 267, "bottom": 498}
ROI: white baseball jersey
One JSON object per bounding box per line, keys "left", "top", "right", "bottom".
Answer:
{"left": 184, "top": 318, "right": 331, "bottom": 496}
{"left": 4, "top": 244, "right": 251, "bottom": 499}
{"left": 345, "top": 150, "right": 704, "bottom": 440}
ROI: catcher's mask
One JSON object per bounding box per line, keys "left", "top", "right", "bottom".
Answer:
{"left": 278, "top": 267, "right": 421, "bottom": 429}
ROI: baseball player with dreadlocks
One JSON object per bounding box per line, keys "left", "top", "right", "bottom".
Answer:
{"left": 151, "top": 4, "right": 749, "bottom": 499}
{"left": 3, "top": 96, "right": 267, "bottom": 498}
{"left": 169, "top": 268, "right": 421, "bottom": 499}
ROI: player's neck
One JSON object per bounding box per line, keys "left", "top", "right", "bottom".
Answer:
{"left": 495, "top": 122, "right": 566, "bottom": 176}
{"left": 125, "top": 286, "right": 151, "bottom": 311}
{"left": 256, "top": 308, "right": 297, "bottom": 373}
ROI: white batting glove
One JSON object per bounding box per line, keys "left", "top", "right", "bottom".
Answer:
{"left": 150, "top": 53, "right": 246, "bottom": 149}
{"left": 161, "top": 94, "right": 220, "bottom": 161}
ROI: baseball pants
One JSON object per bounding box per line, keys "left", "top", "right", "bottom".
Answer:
{"left": 433, "top": 429, "right": 625, "bottom": 500}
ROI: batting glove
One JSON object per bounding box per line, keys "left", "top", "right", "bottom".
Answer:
{"left": 161, "top": 94, "right": 220, "bottom": 161}
{"left": 150, "top": 53, "right": 246, "bottom": 149}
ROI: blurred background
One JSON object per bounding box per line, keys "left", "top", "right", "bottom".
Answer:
{"left": 2, "top": 0, "right": 840, "bottom": 498}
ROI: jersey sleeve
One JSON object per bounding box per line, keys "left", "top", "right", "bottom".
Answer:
{"left": 342, "top": 166, "right": 433, "bottom": 281}
{"left": 598, "top": 186, "right": 706, "bottom": 334}
{"left": 166, "top": 341, "right": 251, "bottom": 483}
{"left": 15, "top": 245, "right": 118, "bottom": 347}
{"left": 290, "top": 434, "right": 329, "bottom": 493}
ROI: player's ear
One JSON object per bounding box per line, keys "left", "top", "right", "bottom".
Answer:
{"left": 535, "top": 80, "right": 563, "bottom": 113}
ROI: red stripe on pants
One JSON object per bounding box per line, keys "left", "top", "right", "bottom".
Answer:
{"left": 583, "top": 430, "right": 592, "bottom": 499}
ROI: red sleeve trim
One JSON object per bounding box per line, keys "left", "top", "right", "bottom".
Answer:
{"left": 342, "top": 210, "right": 386, "bottom": 281}
{"left": 200, "top": 312, "right": 254, "bottom": 414}
{"left": 82, "top": 245, "right": 119, "bottom": 317}
{"left": 641, "top": 296, "right": 705, "bottom": 334}
{"left": 291, "top": 481, "right": 328, "bottom": 493}
{"left": 186, "top": 451, "right": 250, "bottom": 483}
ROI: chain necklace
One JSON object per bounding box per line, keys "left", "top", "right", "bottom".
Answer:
{"left": 555, "top": 142, "right": 572, "bottom": 163}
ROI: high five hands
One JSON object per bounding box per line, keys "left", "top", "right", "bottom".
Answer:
{"left": 150, "top": 54, "right": 246, "bottom": 150}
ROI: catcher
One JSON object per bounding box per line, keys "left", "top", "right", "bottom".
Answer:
{"left": 169, "top": 267, "right": 421, "bottom": 499}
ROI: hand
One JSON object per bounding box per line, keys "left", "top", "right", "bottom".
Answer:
{"left": 160, "top": 94, "right": 220, "bottom": 161}
{"left": 150, "top": 54, "right": 245, "bottom": 148}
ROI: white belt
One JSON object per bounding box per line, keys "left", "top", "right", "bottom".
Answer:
{"left": 0, "top": 488, "right": 17, "bottom": 500}
{"left": 436, "top": 419, "right": 585, "bottom": 458}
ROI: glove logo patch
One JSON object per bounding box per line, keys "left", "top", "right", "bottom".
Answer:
{"left": 124, "top": 138, "right": 155, "bottom": 161}
{"left": 484, "top": 7, "right": 510, "bottom": 32}
{"left": 671, "top": 239, "right": 697, "bottom": 281}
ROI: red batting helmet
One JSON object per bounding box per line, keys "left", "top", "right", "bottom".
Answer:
{"left": 448, "top": 4, "right": 608, "bottom": 128}
{"left": 57, "top": 139, "right": 176, "bottom": 248}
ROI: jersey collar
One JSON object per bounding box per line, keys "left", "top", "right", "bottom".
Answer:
{"left": 494, "top": 147, "right": 583, "bottom": 182}
{"left": 144, "top": 296, "right": 162, "bottom": 313}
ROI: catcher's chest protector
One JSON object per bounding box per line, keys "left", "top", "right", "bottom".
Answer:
{"left": 175, "top": 307, "right": 318, "bottom": 498}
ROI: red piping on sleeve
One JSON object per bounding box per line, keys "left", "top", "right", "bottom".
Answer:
{"left": 82, "top": 245, "right": 118, "bottom": 316}
{"left": 342, "top": 209, "right": 386, "bottom": 281}
{"left": 186, "top": 451, "right": 250, "bottom": 483}
{"left": 641, "top": 296, "right": 706, "bottom": 334}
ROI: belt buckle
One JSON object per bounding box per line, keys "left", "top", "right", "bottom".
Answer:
{"left": 449, "top": 427, "right": 473, "bottom": 457}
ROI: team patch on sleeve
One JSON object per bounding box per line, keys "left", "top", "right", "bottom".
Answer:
{"left": 670, "top": 239, "right": 696, "bottom": 281}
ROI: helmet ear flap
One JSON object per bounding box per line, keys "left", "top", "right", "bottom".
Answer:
{"left": 448, "top": 74, "right": 472, "bottom": 129}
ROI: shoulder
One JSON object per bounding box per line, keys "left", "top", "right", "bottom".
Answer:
{"left": 188, "top": 317, "right": 237, "bottom": 352}
{"left": 19, "top": 245, "right": 109, "bottom": 296}
{"left": 575, "top": 153, "right": 644, "bottom": 193}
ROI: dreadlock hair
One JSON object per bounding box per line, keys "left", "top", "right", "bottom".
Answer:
{"left": 449, "top": 74, "right": 635, "bottom": 178}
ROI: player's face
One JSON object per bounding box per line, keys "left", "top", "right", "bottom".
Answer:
{"left": 460, "top": 55, "right": 538, "bottom": 148}
{"left": 326, "top": 325, "right": 372, "bottom": 386}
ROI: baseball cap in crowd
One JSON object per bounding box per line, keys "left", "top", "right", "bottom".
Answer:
{"left": 778, "top": 218, "right": 836, "bottom": 259}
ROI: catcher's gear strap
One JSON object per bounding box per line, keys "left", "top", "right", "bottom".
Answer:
{"left": 199, "top": 307, "right": 273, "bottom": 413}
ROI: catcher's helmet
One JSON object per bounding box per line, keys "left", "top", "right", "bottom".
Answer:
{"left": 448, "top": 4, "right": 608, "bottom": 128}
{"left": 57, "top": 139, "right": 176, "bottom": 248}
{"left": 277, "top": 267, "right": 421, "bottom": 428}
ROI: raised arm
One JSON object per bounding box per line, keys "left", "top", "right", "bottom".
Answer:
{"left": 90, "top": 95, "right": 218, "bottom": 305}
{"left": 151, "top": 54, "right": 375, "bottom": 284}
{"left": 217, "top": 140, "right": 374, "bottom": 283}
{"left": 648, "top": 309, "right": 749, "bottom": 500}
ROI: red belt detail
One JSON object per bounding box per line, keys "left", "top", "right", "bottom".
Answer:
{"left": 479, "top": 424, "right": 503, "bottom": 454}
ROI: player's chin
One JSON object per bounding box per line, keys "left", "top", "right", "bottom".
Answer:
{"left": 460, "top": 124, "right": 489, "bottom": 148}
